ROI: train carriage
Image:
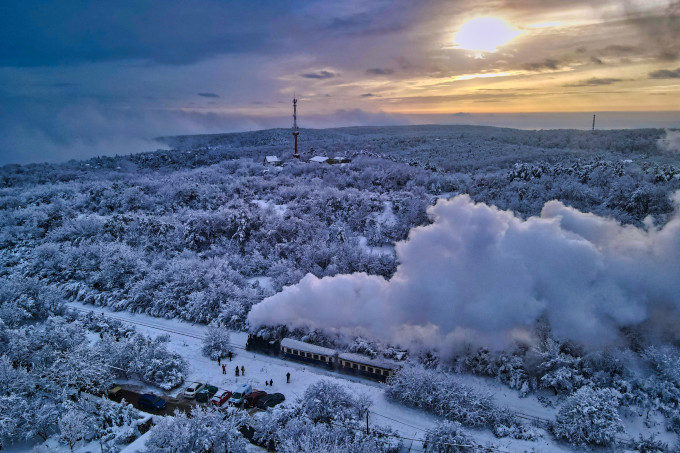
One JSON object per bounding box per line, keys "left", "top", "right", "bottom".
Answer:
{"left": 338, "top": 352, "right": 396, "bottom": 382}
{"left": 280, "top": 338, "right": 337, "bottom": 369}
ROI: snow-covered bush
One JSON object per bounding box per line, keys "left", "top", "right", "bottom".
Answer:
{"left": 551, "top": 386, "right": 623, "bottom": 446}
{"left": 423, "top": 421, "right": 475, "bottom": 452}
{"left": 632, "top": 434, "right": 670, "bottom": 453}
{"left": 130, "top": 334, "right": 188, "bottom": 390}
{"left": 386, "top": 365, "right": 517, "bottom": 431}
{"left": 300, "top": 380, "right": 369, "bottom": 424}
{"left": 201, "top": 326, "right": 231, "bottom": 360}
{"left": 144, "top": 406, "right": 247, "bottom": 453}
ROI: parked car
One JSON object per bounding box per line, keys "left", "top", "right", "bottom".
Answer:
{"left": 196, "top": 385, "right": 218, "bottom": 403}
{"left": 228, "top": 383, "right": 252, "bottom": 406}
{"left": 211, "top": 390, "right": 232, "bottom": 407}
{"left": 138, "top": 394, "right": 167, "bottom": 411}
{"left": 183, "top": 382, "right": 205, "bottom": 399}
{"left": 245, "top": 390, "right": 267, "bottom": 408}
{"left": 257, "top": 393, "right": 285, "bottom": 409}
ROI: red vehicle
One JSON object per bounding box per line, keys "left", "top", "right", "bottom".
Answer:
{"left": 245, "top": 390, "right": 267, "bottom": 408}
{"left": 210, "top": 390, "right": 232, "bottom": 407}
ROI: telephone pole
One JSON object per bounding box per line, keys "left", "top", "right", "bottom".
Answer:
{"left": 592, "top": 114, "right": 596, "bottom": 131}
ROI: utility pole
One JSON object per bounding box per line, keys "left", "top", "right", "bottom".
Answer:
{"left": 592, "top": 114, "right": 596, "bottom": 131}
{"left": 292, "top": 95, "right": 300, "bottom": 158}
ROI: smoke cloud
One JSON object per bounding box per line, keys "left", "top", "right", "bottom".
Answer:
{"left": 659, "top": 129, "right": 680, "bottom": 153}
{"left": 248, "top": 194, "right": 680, "bottom": 353}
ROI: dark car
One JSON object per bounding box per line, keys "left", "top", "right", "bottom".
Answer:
{"left": 257, "top": 393, "right": 285, "bottom": 409}
{"left": 138, "top": 394, "right": 167, "bottom": 411}
{"left": 245, "top": 390, "right": 267, "bottom": 408}
{"left": 196, "top": 385, "right": 218, "bottom": 403}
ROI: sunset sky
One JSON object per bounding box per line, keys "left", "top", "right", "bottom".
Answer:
{"left": 1, "top": 0, "right": 679, "bottom": 163}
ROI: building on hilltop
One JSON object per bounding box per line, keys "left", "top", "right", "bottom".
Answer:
{"left": 263, "top": 155, "right": 282, "bottom": 166}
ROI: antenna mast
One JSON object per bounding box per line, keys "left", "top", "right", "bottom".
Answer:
{"left": 292, "top": 95, "right": 300, "bottom": 158}
{"left": 592, "top": 114, "right": 596, "bottom": 131}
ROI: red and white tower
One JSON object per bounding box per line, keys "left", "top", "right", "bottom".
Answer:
{"left": 292, "top": 96, "right": 300, "bottom": 158}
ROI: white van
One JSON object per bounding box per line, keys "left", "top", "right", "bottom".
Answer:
{"left": 228, "top": 383, "right": 252, "bottom": 406}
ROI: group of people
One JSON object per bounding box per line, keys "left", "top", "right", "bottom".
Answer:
{"left": 217, "top": 352, "right": 233, "bottom": 374}
{"left": 215, "top": 353, "right": 292, "bottom": 385}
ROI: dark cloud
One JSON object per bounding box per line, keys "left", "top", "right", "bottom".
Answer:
{"left": 300, "top": 70, "right": 336, "bottom": 79}
{"left": 0, "top": 0, "right": 302, "bottom": 66}
{"left": 198, "top": 92, "right": 220, "bottom": 98}
{"left": 523, "top": 58, "right": 563, "bottom": 71}
{"left": 649, "top": 67, "right": 680, "bottom": 79}
{"left": 366, "top": 68, "right": 395, "bottom": 75}
{"left": 624, "top": 2, "right": 680, "bottom": 62}
{"left": 360, "top": 93, "right": 376, "bottom": 97}
{"left": 600, "top": 44, "right": 639, "bottom": 55}
{"left": 563, "top": 77, "right": 624, "bottom": 87}
{"left": 590, "top": 56, "right": 604, "bottom": 65}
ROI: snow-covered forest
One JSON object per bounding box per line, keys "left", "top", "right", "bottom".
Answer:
{"left": 2, "top": 124, "right": 680, "bottom": 451}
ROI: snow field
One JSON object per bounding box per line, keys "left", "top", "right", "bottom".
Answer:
{"left": 69, "top": 302, "right": 578, "bottom": 452}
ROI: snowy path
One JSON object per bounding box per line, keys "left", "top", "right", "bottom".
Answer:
{"left": 68, "top": 301, "right": 576, "bottom": 452}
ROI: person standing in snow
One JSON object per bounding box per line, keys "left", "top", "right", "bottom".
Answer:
{"left": 235, "top": 366, "right": 239, "bottom": 377}
{"left": 222, "top": 364, "right": 226, "bottom": 374}
{"left": 228, "top": 351, "right": 232, "bottom": 361}
{"left": 269, "top": 379, "right": 273, "bottom": 387}
{"left": 241, "top": 365, "right": 245, "bottom": 376}
{"left": 286, "top": 372, "right": 290, "bottom": 383}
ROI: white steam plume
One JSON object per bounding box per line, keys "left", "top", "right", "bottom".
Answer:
{"left": 248, "top": 194, "right": 680, "bottom": 353}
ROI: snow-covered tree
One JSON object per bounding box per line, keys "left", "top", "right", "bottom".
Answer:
{"left": 552, "top": 386, "right": 623, "bottom": 446}
{"left": 201, "top": 326, "right": 231, "bottom": 360}
{"left": 300, "top": 380, "right": 369, "bottom": 424}
{"left": 144, "top": 406, "right": 247, "bottom": 453}
{"left": 423, "top": 421, "right": 475, "bottom": 453}
{"left": 59, "top": 408, "right": 92, "bottom": 451}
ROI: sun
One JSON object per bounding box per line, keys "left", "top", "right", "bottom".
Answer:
{"left": 454, "top": 17, "right": 520, "bottom": 53}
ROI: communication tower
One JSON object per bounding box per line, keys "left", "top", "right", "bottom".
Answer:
{"left": 293, "top": 96, "right": 300, "bottom": 158}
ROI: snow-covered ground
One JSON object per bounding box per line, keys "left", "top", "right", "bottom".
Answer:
{"left": 68, "top": 301, "right": 578, "bottom": 452}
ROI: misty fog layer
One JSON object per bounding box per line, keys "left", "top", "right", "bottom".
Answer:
{"left": 248, "top": 193, "right": 680, "bottom": 353}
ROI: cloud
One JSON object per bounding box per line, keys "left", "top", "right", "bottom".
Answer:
{"left": 248, "top": 194, "right": 680, "bottom": 354}
{"left": 361, "top": 93, "right": 376, "bottom": 97}
{"left": 198, "top": 92, "right": 220, "bottom": 98}
{"left": 366, "top": 68, "right": 395, "bottom": 75}
{"left": 300, "top": 70, "right": 337, "bottom": 79}
{"left": 590, "top": 56, "right": 604, "bottom": 65}
{"left": 649, "top": 67, "right": 680, "bottom": 78}
{"left": 563, "top": 77, "right": 623, "bottom": 87}
{"left": 523, "top": 58, "right": 563, "bottom": 71}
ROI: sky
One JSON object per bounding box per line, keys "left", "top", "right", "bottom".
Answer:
{"left": 1, "top": 0, "right": 679, "bottom": 164}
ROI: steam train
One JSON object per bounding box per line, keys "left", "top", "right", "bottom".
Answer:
{"left": 246, "top": 335, "right": 397, "bottom": 382}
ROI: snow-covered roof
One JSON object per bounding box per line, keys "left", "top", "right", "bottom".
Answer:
{"left": 281, "top": 338, "right": 337, "bottom": 356}
{"left": 309, "top": 156, "right": 329, "bottom": 163}
{"left": 265, "top": 155, "right": 281, "bottom": 162}
{"left": 338, "top": 352, "right": 396, "bottom": 370}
